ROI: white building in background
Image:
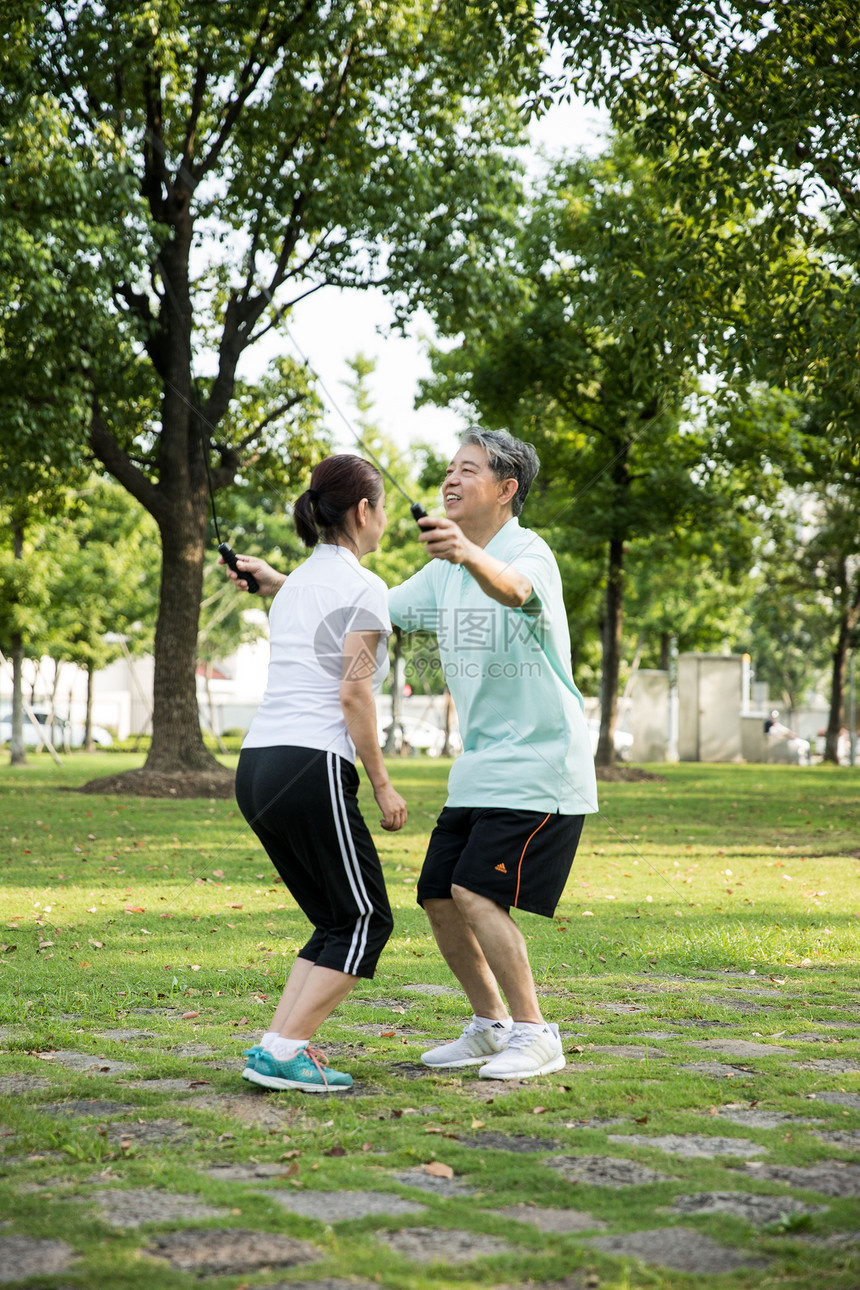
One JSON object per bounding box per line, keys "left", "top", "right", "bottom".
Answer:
{"left": 0, "top": 632, "right": 272, "bottom": 741}
{"left": 1, "top": 636, "right": 838, "bottom": 763}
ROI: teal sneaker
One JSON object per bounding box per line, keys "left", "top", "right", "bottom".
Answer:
{"left": 243, "top": 1043, "right": 353, "bottom": 1094}
{"left": 241, "top": 1045, "right": 265, "bottom": 1083}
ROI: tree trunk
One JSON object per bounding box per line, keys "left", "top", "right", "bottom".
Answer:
{"left": 824, "top": 612, "right": 850, "bottom": 764}
{"left": 659, "top": 631, "right": 671, "bottom": 672}
{"left": 596, "top": 534, "right": 624, "bottom": 767}
{"left": 84, "top": 662, "right": 95, "bottom": 753}
{"left": 9, "top": 634, "right": 27, "bottom": 766}
{"left": 384, "top": 627, "right": 405, "bottom": 755}
{"left": 441, "top": 686, "right": 457, "bottom": 758}
{"left": 9, "top": 521, "right": 26, "bottom": 766}
{"left": 203, "top": 661, "right": 228, "bottom": 755}
{"left": 136, "top": 213, "right": 224, "bottom": 779}
{"left": 144, "top": 505, "right": 222, "bottom": 774}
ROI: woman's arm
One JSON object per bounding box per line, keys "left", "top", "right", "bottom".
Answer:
{"left": 340, "top": 631, "right": 407, "bottom": 832}
{"left": 220, "top": 552, "right": 287, "bottom": 597}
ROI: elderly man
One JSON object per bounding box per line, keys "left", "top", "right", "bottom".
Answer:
{"left": 388, "top": 429, "right": 598, "bottom": 1079}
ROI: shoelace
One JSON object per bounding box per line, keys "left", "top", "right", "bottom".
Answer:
{"left": 507, "top": 1026, "right": 546, "bottom": 1050}
{"left": 305, "top": 1045, "right": 330, "bottom": 1085}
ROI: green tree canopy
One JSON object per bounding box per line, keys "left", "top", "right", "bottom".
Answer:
{"left": 544, "top": 0, "right": 860, "bottom": 453}
{"left": 421, "top": 143, "right": 804, "bottom": 762}
{"left": 1, "top": 0, "right": 541, "bottom": 789}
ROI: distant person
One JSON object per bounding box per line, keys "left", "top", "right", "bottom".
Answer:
{"left": 764, "top": 709, "right": 810, "bottom": 766}
{"left": 388, "top": 429, "right": 598, "bottom": 1080}
{"left": 222, "top": 455, "right": 405, "bottom": 1093}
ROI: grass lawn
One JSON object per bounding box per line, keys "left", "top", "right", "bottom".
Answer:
{"left": 0, "top": 753, "right": 858, "bottom": 1289}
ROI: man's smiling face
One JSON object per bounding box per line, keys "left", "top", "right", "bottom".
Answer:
{"left": 442, "top": 444, "right": 515, "bottom": 523}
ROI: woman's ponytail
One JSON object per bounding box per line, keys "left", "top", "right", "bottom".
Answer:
{"left": 293, "top": 455, "right": 383, "bottom": 549}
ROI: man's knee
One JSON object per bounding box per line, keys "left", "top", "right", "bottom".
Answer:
{"left": 422, "top": 896, "right": 453, "bottom": 929}
{"left": 451, "top": 883, "right": 500, "bottom": 923}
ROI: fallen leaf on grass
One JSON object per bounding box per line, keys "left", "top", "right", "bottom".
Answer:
{"left": 123, "top": 905, "right": 145, "bottom": 914}
{"left": 88, "top": 939, "right": 104, "bottom": 949}
{"left": 533, "top": 1106, "right": 547, "bottom": 1115}
{"left": 470, "top": 1118, "right": 485, "bottom": 1129}
{"left": 324, "top": 1146, "right": 346, "bottom": 1157}
{"left": 285, "top": 1162, "right": 300, "bottom": 1177}
{"left": 0, "top": 944, "right": 16, "bottom": 954}
{"left": 181, "top": 1010, "right": 199, "bottom": 1020}
{"left": 380, "top": 1029, "right": 396, "bottom": 1038}
{"left": 422, "top": 1161, "right": 454, "bottom": 1178}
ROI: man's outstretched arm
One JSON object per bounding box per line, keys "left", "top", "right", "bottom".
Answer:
{"left": 417, "top": 517, "right": 534, "bottom": 609}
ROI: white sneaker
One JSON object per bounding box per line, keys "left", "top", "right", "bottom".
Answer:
{"left": 421, "top": 1018, "right": 511, "bottom": 1068}
{"left": 478, "top": 1022, "right": 565, "bottom": 1080}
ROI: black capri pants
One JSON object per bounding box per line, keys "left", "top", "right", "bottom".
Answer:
{"left": 235, "top": 745, "right": 394, "bottom": 978}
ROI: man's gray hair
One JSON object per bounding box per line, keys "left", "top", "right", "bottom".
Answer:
{"left": 460, "top": 427, "right": 540, "bottom": 517}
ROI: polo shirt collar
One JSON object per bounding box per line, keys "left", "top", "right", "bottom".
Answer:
{"left": 484, "top": 515, "right": 520, "bottom": 555}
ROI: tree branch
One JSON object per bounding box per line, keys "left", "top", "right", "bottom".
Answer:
{"left": 142, "top": 64, "right": 169, "bottom": 222}
{"left": 194, "top": 1, "right": 319, "bottom": 182}
{"left": 178, "top": 61, "right": 208, "bottom": 181}
{"left": 89, "top": 399, "right": 164, "bottom": 522}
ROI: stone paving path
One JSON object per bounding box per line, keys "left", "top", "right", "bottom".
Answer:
{"left": 1, "top": 982, "right": 859, "bottom": 1286}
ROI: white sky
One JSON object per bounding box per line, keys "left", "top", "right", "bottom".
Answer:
{"left": 249, "top": 92, "right": 609, "bottom": 462}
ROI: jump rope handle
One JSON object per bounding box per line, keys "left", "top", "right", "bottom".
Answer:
{"left": 411, "top": 502, "right": 439, "bottom": 529}
{"left": 219, "top": 543, "right": 260, "bottom": 594}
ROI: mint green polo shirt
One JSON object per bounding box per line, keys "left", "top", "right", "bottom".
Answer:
{"left": 388, "top": 517, "right": 598, "bottom": 816}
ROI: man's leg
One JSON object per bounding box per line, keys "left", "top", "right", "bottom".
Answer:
{"left": 422, "top": 897, "right": 507, "bottom": 1019}
{"left": 449, "top": 884, "right": 543, "bottom": 1023}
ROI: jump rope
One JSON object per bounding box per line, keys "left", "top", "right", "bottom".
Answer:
{"left": 195, "top": 335, "right": 690, "bottom": 914}
{"left": 13, "top": 326, "right": 688, "bottom": 985}
{"left": 210, "top": 323, "right": 430, "bottom": 596}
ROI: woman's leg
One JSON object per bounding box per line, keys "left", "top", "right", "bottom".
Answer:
{"left": 237, "top": 747, "right": 393, "bottom": 1048}
{"left": 270, "top": 961, "right": 359, "bottom": 1038}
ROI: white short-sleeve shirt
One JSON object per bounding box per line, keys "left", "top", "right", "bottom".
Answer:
{"left": 243, "top": 544, "right": 391, "bottom": 763}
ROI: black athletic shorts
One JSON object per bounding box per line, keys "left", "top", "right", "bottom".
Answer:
{"left": 416, "top": 806, "right": 585, "bottom": 918}
{"left": 235, "top": 745, "right": 394, "bottom": 978}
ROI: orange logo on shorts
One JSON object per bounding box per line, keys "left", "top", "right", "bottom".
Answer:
{"left": 494, "top": 862, "right": 507, "bottom": 873}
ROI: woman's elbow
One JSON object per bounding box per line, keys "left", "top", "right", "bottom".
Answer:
{"left": 339, "top": 680, "right": 374, "bottom": 712}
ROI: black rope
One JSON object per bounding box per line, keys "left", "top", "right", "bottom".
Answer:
{"left": 194, "top": 379, "right": 259, "bottom": 593}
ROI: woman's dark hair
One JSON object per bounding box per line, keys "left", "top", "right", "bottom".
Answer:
{"left": 293, "top": 454, "right": 383, "bottom": 549}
